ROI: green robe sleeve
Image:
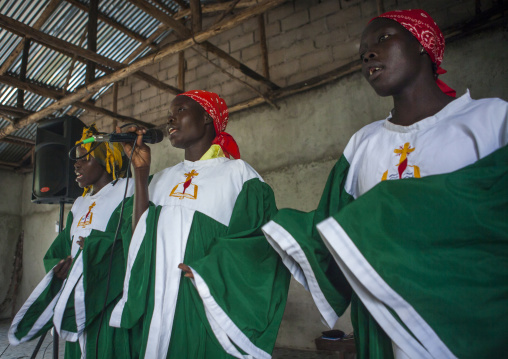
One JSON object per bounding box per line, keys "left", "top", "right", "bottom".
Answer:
{"left": 262, "top": 155, "right": 354, "bottom": 328}
{"left": 317, "top": 145, "right": 508, "bottom": 359}
{"left": 43, "top": 210, "right": 74, "bottom": 272}
{"left": 9, "top": 211, "right": 74, "bottom": 344}
{"left": 186, "top": 178, "right": 291, "bottom": 357}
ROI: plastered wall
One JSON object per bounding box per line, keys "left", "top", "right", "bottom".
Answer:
{"left": 2, "top": 5, "right": 507, "bottom": 352}
{"left": 0, "top": 169, "right": 23, "bottom": 319}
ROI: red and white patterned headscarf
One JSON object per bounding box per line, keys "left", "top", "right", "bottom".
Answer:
{"left": 371, "top": 9, "right": 456, "bottom": 97}
{"left": 178, "top": 90, "right": 240, "bottom": 159}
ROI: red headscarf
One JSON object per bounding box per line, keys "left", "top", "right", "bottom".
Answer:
{"left": 371, "top": 9, "right": 456, "bottom": 97}
{"left": 178, "top": 90, "right": 240, "bottom": 159}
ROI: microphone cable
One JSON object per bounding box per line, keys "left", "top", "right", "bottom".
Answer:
{"left": 67, "top": 123, "right": 140, "bottom": 358}
{"left": 93, "top": 126, "right": 138, "bottom": 359}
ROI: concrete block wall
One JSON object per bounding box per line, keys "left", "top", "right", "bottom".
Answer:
{"left": 81, "top": 0, "right": 483, "bottom": 131}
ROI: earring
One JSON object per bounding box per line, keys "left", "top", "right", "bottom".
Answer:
{"left": 420, "top": 47, "right": 425, "bottom": 55}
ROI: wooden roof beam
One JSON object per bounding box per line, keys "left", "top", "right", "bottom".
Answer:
{"left": 171, "top": 0, "right": 188, "bottom": 10}
{"left": 0, "top": 14, "right": 181, "bottom": 95}
{"left": 211, "top": 0, "right": 241, "bottom": 26}
{"left": 174, "top": 0, "right": 259, "bottom": 20}
{"left": 189, "top": 0, "right": 202, "bottom": 33}
{"left": 86, "top": 0, "right": 99, "bottom": 84}
{"left": 0, "top": 0, "right": 287, "bottom": 139}
{"left": 0, "top": 74, "right": 152, "bottom": 128}
{"left": 63, "top": 0, "right": 157, "bottom": 49}
{"left": 0, "top": 137, "right": 35, "bottom": 148}
{"left": 0, "top": 0, "right": 61, "bottom": 75}
{"left": 129, "top": 0, "right": 280, "bottom": 90}
{"left": 0, "top": 104, "right": 33, "bottom": 118}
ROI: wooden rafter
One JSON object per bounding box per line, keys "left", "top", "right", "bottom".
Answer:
{"left": 0, "top": 137, "right": 35, "bottom": 148}
{"left": 189, "top": 0, "right": 202, "bottom": 33}
{"left": 0, "top": 0, "right": 61, "bottom": 75}
{"left": 171, "top": 0, "right": 188, "bottom": 10}
{"left": 258, "top": 14, "right": 269, "bottom": 79}
{"left": 86, "top": 0, "right": 99, "bottom": 84}
{"left": 212, "top": 0, "right": 241, "bottom": 26}
{"left": 0, "top": 0, "right": 288, "bottom": 139}
{"left": 63, "top": 0, "right": 157, "bottom": 49}
{"left": 229, "top": 60, "right": 362, "bottom": 113}
{"left": 192, "top": 47, "right": 278, "bottom": 109}
{"left": 0, "top": 74, "right": 152, "bottom": 128}
{"left": 129, "top": 0, "right": 280, "bottom": 90}
{"left": 0, "top": 14, "right": 181, "bottom": 95}
{"left": 124, "top": 24, "right": 168, "bottom": 64}
{"left": 228, "top": 3, "right": 508, "bottom": 113}
{"left": 17, "top": 39, "right": 30, "bottom": 109}
{"left": 149, "top": 0, "right": 177, "bottom": 15}
{"left": 0, "top": 104, "right": 33, "bottom": 118}
{"left": 178, "top": 51, "right": 185, "bottom": 91}
{"left": 174, "top": 0, "right": 259, "bottom": 20}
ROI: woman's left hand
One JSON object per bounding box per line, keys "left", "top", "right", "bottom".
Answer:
{"left": 76, "top": 236, "right": 85, "bottom": 250}
{"left": 178, "top": 263, "right": 194, "bottom": 278}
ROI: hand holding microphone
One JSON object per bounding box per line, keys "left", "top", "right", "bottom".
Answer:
{"left": 81, "top": 127, "right": 165, "bottom": 144}
{"left": 115, "top": 125, "right": 157, "bottom": 171}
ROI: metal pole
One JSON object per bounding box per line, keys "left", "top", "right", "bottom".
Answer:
{"left": 53, "top": 201, "right": 65, "bottom": 359}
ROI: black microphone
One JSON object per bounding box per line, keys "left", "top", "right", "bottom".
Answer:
{"left": 82, "top": 128, "right": 165, "bottom": 144}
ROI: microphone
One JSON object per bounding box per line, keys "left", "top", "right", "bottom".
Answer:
{"left": 81, "top": 128, "right": 165, "bottom": 144}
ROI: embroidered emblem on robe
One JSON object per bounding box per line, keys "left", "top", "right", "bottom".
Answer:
{"left": 381, "top": 142, "right": 421, "bottom": 181}
{"left": 170, "top": 170, "right": 199, "bottom": 200}
{"left": 77, "top": 202, "right": 96, "bottom": 228}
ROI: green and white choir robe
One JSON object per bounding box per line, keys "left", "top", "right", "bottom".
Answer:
{"left": 110, "top": 156, "right": 290, "bottom": 359}
{"left": 263, "top": 92, "right": 508, "bottom": 358}
{"left": 9, "top": 178, "right": 134, "bottom": 359}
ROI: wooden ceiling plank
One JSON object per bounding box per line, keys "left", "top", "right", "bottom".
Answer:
{"left": 0, "top": 0, "right": 288, "bottom": 139}
{"left": 0, "top": 0, "right": 61, "bottom": 75}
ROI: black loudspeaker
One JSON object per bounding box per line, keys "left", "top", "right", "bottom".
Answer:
{"left": 32, "top": 116, "right": 85, "bottom": 204}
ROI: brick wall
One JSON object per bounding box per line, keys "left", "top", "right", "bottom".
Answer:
{"left": 83, "top": 0, "right": 491, "bottom": 131}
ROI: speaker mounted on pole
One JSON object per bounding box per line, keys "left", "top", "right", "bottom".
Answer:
{"left": 32, "top": 116, "right": 85, "bottom": 204}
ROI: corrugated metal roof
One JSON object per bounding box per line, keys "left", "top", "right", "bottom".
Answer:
{"left": 0, "top": 0, "right": 192, "bottom": 168}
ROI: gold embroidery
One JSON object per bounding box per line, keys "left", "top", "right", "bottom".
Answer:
{"left": 381, "top": 142, "right": 421, "bottom": 180}
{"left": 394, "top": 142, "right": 415, "bottom": 165}
{"left": 170, "top": 170, "right": 199, "bottom": 200}
{"left": 77, "top": 202, "right": 96, "bottom": 228}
